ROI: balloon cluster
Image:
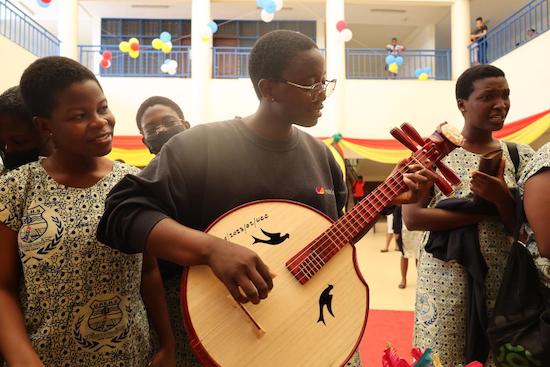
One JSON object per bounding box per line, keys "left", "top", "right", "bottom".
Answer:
{"left": 336, "top": 20, "right": 353, "bottom": 42}
{"left": 415, "top": 67, "right": 432, "bottom": 81}
{"left": 200, "top": 21, "right": 219, "bottom": 43}
{"left": 152, "top": 32, "right": 173, "bottom": 54}
{"left": 99, "top": 51, "right": 112, "bottom": 69}
{"left": 37, "top": 0, "right": 51, "bottom": 8}
{"left": 257, "top": 0, "right": 284, "bottom": 23}
{"left": 161, "top": 59, "right": 178, "bottom": 75}
{"left": 385, "top": 54, "right": 404, "bottom": 74}
{"left": 119, "top": 38, "right": 140, "bottom": 59}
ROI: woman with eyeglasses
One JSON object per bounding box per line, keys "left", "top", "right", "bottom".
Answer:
{"left": 135, "top": 96, "right": 190, "bottom": 155}
{"left": 97, "top": 30, "right": 432, "bottom": 366}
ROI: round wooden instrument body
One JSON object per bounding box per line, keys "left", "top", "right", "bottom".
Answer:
{"left": 182, "top": 200, "right": 369, "bottom": 367}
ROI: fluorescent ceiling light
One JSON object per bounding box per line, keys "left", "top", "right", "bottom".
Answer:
{"left": 131, "top": 4, "right": 170, "bottom": 9}
{"left": 370, "top": 9, "right": 407, "bottom": 13}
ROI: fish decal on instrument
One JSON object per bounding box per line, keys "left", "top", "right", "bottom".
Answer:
{"left": 317, "top": 284, "right": 335, "bottom": 325}
{"left": 252, "top": 228, "right": 290, "bottom": 246}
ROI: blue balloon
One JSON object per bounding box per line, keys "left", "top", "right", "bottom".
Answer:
{"left": 424, "top": 67, "right": 432, "bottom": 74}
{"left": 164, "top": 59, "right": 172, "bottom": 64}
{"left": 395, "top": 56, "right": 404, "bottom": 66}
{"left": 385, "top": 55, "right": 396, "bottom": 65}
{"left": 256, "top": 0, "right": 268, "bottom": 8}
{"left": 160, "top": 32, "right": 171, "bottom": 43}
{"left": 415, "top": 68, "right": 423, "bottom": 77}
{"left": 207, "top": 21, "right": 218, "bottom": 34}
{"left": 264, "top": 0, "right": 277, "bottom": 13}
{"left": 37, "top": 0, "right": 49, "bottom": 8}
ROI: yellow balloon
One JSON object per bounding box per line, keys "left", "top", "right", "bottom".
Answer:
{"left": 129, "top": 50, "right": 139, "bottom": 59}
{"left": 419, "top": 73, "right": 429, "bottom": 80}
{"left": 152, "top": 38, "right": 163, "bottom": 50}
{"left": 129, "top": 37, "right": 139, "bottom": 45}
{"left": 201, "top": 36, "right": 211, "bottom": 42}
{"left": 388, "top": 62, "right": 398, "bottom": 73}
{"left": 162, "top": 42, "right": 173, "bottom": 54}
{"left": 119, "top": 41, "right": 130, "bottom": 52}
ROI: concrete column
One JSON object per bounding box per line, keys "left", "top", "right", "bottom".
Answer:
{"left": 191, "top": 0, "right": 212, "bottom": 125}
{"left": 324, "top": 0, "right": 346, "bottom": 135}
{"left": 451, "top": 0, "right": 471, "bottom": 79}
{"left": 58, "top": 0, "right": 79, "bottom": 60}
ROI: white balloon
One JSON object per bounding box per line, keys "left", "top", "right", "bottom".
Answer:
{"left": 340, "top": 28, "right": 353, "bottom": 42}
{"left": 274, "top": 0, "right": 284, "bottom": 11}
{"left": 261, "top": 9, "right": 274, "bottom": 23}
{"left": 168, "top": 59, "right": 178, "bottom": 68}
{"left": 160, "top": 64, "right": 170, "bottom": 73}
{"left": 168, "top": 68, "right": 177, "bottom": 75}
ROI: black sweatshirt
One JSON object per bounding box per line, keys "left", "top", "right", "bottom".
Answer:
{"left": 97, "top": 118, "right": 347, "bottom": 254}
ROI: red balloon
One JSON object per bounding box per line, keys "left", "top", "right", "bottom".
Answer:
{"left": 130, "top": 43, "right": 140, "bottom": 51}
{"left": 102, "top": 51, "right": 112, "bottom": 60}
{"left": 42, "top": 0, "right": 52, "bottom": 3}
{"left": 99, "top": 59, "right": 109, "bottom": 68}
{"left": 336, "top": 20, "right": 347, "bottom": 32}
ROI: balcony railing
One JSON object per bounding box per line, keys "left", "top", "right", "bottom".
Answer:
{"left": 0, "top": 0, "right": 60, "bottom": 57}
{"left": 469, "top": 0, "right": 549, "bottom": 64}
{"left": 346, "top": 48, "right": 451, "bottom": 80}
{"left": 79, "top": 45, "right": 191, "bottom": 77}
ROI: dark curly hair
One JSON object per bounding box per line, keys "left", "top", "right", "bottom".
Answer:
{"left": 19, "top": 56, "right": 100, "bottom": 118}
{"left": 135, "top": 96, "right": 185, "bottom": 132}
{"left": 0, "top": 86, "right": 33, "bottom": 128}
{"left": 248, "top": 30, "right": 318, "bottom": 99}
{"left": 455, "top": 64, "right": 505, "bottom": 100}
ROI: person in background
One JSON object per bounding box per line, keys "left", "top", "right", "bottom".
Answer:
{"left": 381, "top": 209, "right": 396, "bottom": 253}
{"left": 403, "top": 65, "right": 534, "bottom": 365}
{"left": 135, "top": 95, "right": 195, "bottom": 366}
{"left": 352, "top": 175, "right": 365, "bottom": 206}
{"left": 471, "top": 17, "right": 489, "bottom": 64}
{"left": 136, "top": 96, "right": 190, "bottom": 155}
{"left": 0, "top": 86, "right": 53, "bottom": 174}
{"left": 0, "top": 56, "right": 175, "bottom": 366}
{"left": 386, "top": 37, "right": 405, "bottom": 78}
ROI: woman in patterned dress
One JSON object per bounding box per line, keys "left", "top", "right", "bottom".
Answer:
{"left": 519, "top": 143, "right": 550, "bottom": 287}
{"left": 0, "top": 57, "right": 175, "bottom": 366}
{"left": 403, "top": 65, "right": 534, "bottom": 365}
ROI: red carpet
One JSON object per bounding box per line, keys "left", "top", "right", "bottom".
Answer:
{"left": 359, "top": 309, "right": 415, "bottom": 366}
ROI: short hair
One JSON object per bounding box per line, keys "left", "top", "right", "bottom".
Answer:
{"left": 476, "top": 17, "right": 483, "bottom": 22}
{"left": 135, "top": 96, "right": 185, "bottom": 132}
{"left": 248, "top": 30, "right": 318, "bottom": 99}
{"left": 455, "top": 65, "right": 505, "bottom": 100}
{"left": 19, "top": 56, "right": 100, "bottom": 118}
{"left": 391, "top": 37, "right": 397, "bottom": 41}
{"left": 0, "top": 86, "right": 33, "bottom": 128}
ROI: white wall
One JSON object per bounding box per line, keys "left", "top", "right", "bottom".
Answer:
{"left": 404, "top": 24, "right": 436, "bottom": 50}
{"left": 491, "top": 30, "right": 550, "bottom": 122}
{"left": 0, "top": 37, "right": 37, "bottom": 91}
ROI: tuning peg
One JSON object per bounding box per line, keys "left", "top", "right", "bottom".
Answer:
{"left": 400, "top": 123, "right": 425, "bottom": 147}
{"left": 434, "top": 173, "right": 454, "bottom": 196}
{"left": 390, "top": 127, "right": 419, "bottom": 152}
{"left": 435, "top": 161, "right": 461, "bottom": 186}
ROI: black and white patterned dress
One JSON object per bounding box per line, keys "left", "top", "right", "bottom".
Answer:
{"left": 519, "top": 143, "right": 550, "bottom": 287}
{"left": 413, "top": 141, "right": 534, "bottom": 366}
{"left": 0, "top": 160, "right": 151, "bottom": 367}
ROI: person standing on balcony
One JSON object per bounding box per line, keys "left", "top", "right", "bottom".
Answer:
{"left": 135, "top": 96, "right": 197, "bottom": 367}
{"left": 386, "top": 37, "right": 405, "bottom": 78}
{"left": 470, "top": 17, "right": 489, "bottom": 64}
{"left": 352, "top": 175, "right": 365, "bottom": 206}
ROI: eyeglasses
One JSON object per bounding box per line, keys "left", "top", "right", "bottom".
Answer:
{"left": 143, "top": 117, "right": 185, "bottom": 137}
{"left": 275, "top": 79, "right": 337, "bottom": 98}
